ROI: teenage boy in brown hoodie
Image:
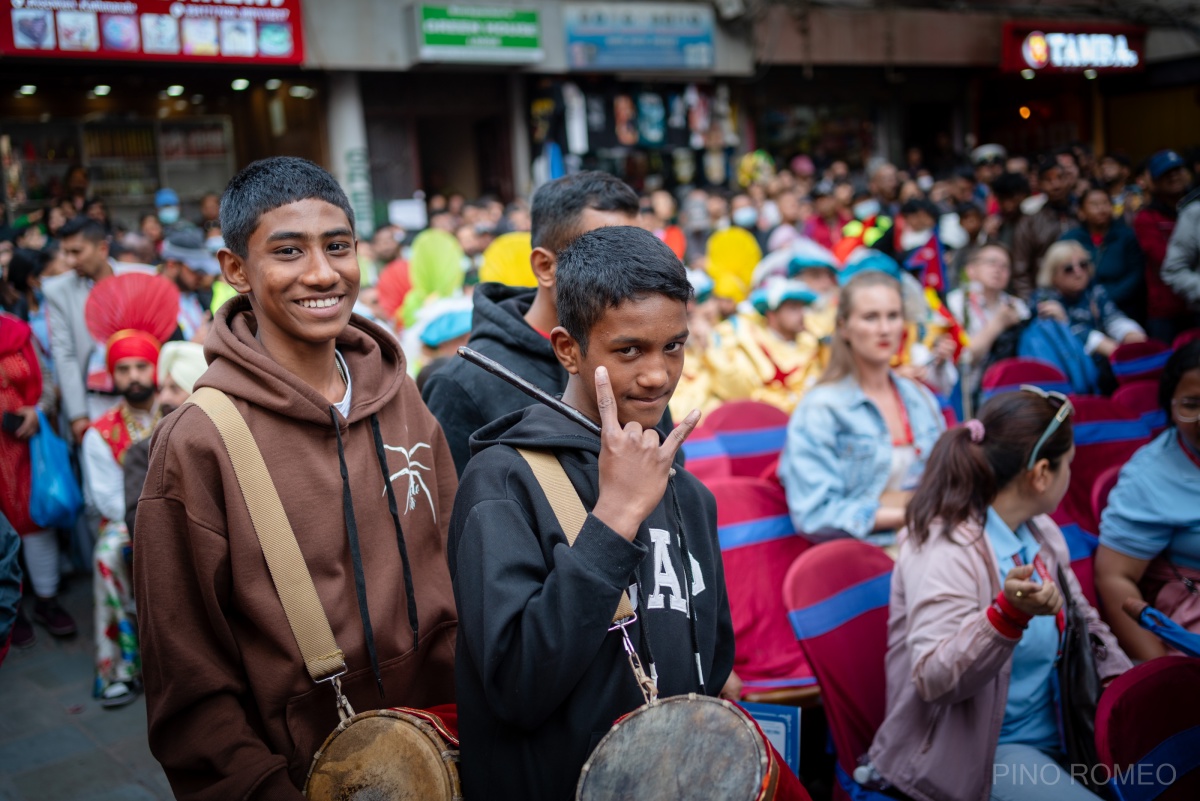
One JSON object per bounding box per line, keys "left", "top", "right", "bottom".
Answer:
{"left": 134, "top": 157, "right": 458, "bottom": 801}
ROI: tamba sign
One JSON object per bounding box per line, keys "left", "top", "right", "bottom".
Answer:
{"left": 1001, "top": 21, "right": 1145, "bottom": 73}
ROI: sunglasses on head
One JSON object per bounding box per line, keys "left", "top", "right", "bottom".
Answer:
{"left": 1061, "top": 259, "right": 1092, "bottom": 275}
{"left": 1020, "top": 385, "right": 1074, "bottom": 470}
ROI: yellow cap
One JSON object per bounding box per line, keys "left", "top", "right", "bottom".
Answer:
{"left": 479, "top": 232, "right": 535, "bottom": 287}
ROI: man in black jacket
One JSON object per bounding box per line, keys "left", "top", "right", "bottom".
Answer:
{"left": 421, "top": 172, "right": 642, "bottom": 475}
{"left": 448, "top": 227, "right": 734, "bottom": 800}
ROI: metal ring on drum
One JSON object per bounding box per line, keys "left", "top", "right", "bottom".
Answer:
{"left": 576, "top": 694, "right": 780, "bottom": 801}
{"left": 304, "top": 708, "right": 462, "bottom": 801}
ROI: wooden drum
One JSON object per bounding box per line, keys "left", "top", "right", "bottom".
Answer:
{"left": 304, "top": 707, "right": 462, "bottom": 801}
{"left": 577, "top": 694, "right": 803, "bottom": 801}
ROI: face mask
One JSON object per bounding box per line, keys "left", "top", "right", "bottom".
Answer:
{"left": 159, "top": 206, "right": 180, "bottom": 225}
{"left": 852, "top": 199, "right": 881, "bottom": 220}
{"left": 206, "top": 237, "right": 224, "bottom": 253}
{"left": 900, "top": 227, "right": 934, "bottom": 252}
{"left": 759, "top": 203, "right": 782, "bottom": 229}
{"left": 732, "top": 207, "right": 758, "bottom": 228}
{"left": 917, "top": 175, "right": 934, "bottom": 192}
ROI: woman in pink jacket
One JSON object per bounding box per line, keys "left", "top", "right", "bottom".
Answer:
{"left": 865, "top": 390, "right": 1131, "bottom": 801}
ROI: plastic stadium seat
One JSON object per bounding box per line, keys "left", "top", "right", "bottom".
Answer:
{"left": 1110, "top": 339, "right": 1172, "bottom": 386}
{"left": 701, "top": 400, "right": 790, "bottom": 478}
{"left": 1112, "top": 379, "right": 1168, "bottom": 436}
{"left": 710, "top": 477, "right": 818, "bottom": 706}
{"left": 980, "top": 358, "right": 1071, "bottom": 401}
{"left": 1172, "top": 328, "right": 1200, "bottom": 350}
{"left": 1095, "top": 656, "right": 1200, "bottom": 801}
{"left": 681, "top": 427, "right": 733, "bottom": 483}
{"left": 1090, "top": 464, "right": 1122, "bottom": 529}
{"left": 784, "top": 540, "right": 893, "bottom": 801}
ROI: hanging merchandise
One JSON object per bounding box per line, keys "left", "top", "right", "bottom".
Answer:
{"left": 530, "top": 96, "right": 557, "bottom": 146}
{"left": 713, "top": 83, "right": 739, "bottom": 148}
{"left": 614, "top": 94, "right": 639, "bottom": 146}
{"left": 666, "top": 94, "right": 690, "bottom": 148}
{"left": 685, "top": 84, "right": 710, "bottom": 150}
{"left": 737, "top": 150, "right": 776, "bottom": 189}
{"left": 673, "top": 148, "right": 697, "bottom": 185}
{"left": 704, "top": 148, "right": 728, "bottom": 186}
{"left": 637, "top": 93, "right": 666, "bottom": 147}
{"left": 586, "top": 93, "right": 616, "bottom": 149}
{"left": 562, "top": 83, "right": 589, "bottom": 156}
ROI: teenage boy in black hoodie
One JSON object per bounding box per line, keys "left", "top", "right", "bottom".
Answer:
{"left": 423, "top": 171, "right": 659, "bottom": 476}
{"left": 448, "top": 225, "right": 735, "bottom": 800}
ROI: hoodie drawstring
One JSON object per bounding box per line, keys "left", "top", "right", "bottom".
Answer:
{"left": 369, "top": 414, "right": 420, "bottom": 652}
{"left": 331, "top": 407, "right": 386, "bottom": 698}
{"left": 669, "top": 476, "right": 706, "bottom": 694}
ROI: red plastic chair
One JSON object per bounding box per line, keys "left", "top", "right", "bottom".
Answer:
{"left": 1095, "top": 656, "right": 1200, "bottom": 801}
{"left": 1112, "top": 379, "right": 1168, "bottom": 436}
{"left": 1052, "top": 396, "right": 1151, "bottom": 607}
{"left": 697, "top": 400, "right": 790, "bottom": 478}
{"left": 1090, "top": 464, "right": 1123, "bottom": 528}
{"left": 1110, "top": 339, "right": 1172, "bottom": 386}
{"left": 1172, "top": 327, "right": 1200, "bottom": 350}
{"left": 711, "top": 477, "right": 818, "bottom": 705}
{"left": 784, "top": 540, "right": 893, "bottom": 800}
{"left": 980, "top": 358, "right": 1071, "bottom": 401}
{"left": 681, "top": 427, "right": 733, "bottom": 484}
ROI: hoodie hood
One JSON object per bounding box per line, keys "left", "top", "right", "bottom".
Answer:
{"left": 199, "top": 295, "right": 406, "bottom": 427}
{"left": 469, "top": 282, "right": 558, "bottom": 373}
{"left": 470, "top": 402, "right": 605, "bottom": 459}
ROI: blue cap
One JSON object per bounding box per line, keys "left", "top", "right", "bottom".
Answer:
{"left": 155, "top": 188, "right": 180, "bottom": 208}
{"left": 419, "top": 308, "right": 473, "bottom": 348}
{"left": 1147, "top": 150, "right": 1184, "bottom": 180}
{"left": 750, "top": 277, "right": 818, "bottom": 314}
{"left": 839, "top": 250, "right": 901, "bottom": 284}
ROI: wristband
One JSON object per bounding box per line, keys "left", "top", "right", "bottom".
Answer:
{"left": 995, "top": 591, "right": 1033, "bottom": 626}
{"left": 987, "top": 605, "right": 1026, "bottom": 639}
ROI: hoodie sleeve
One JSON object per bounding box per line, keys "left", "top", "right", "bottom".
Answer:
{"left": 421, "top": 368, "right": 486, "bottom": 477}
{"left": 134, "top": 412, "right": 304, "bottom": 801}
{"left": 450, "top": 451, "right": 648, "bottom": 732}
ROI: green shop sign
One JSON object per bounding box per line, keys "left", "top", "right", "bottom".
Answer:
{"left": 417, "top": 5, "right": 543, "bottom": 63}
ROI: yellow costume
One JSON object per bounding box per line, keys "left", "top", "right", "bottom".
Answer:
{"left": 705, "top": 313, "right": 825, "bottom": 414}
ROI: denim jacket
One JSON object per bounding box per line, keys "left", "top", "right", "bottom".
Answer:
{"left": 778, "top": 373, "right": 945, "bottom": 539}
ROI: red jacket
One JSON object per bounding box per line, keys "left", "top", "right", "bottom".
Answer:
{"left": 1134, "top": 202, "right": 1187, "bottom": 320}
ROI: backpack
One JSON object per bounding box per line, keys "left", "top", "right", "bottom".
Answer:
{"left": 1017, "top": 318, "right": 1099, "bottom": 395}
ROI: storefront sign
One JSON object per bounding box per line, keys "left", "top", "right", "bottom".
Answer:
{"left": 0, "top": 0, "right": 304, "bottom": 64}
{"left": 1001, "top": 21, "right": 1144, "bottom": 73}
{"left": 415, "top": 5, "right": 541, "bottom": 64}
{"left": 564, "top": 2, "right": 714, "bottom": 71}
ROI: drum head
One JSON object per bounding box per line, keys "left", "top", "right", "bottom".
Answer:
{"left": 305, "top": 709, "right": 461, "bottom": 801}
{"left": 577, "top": 694, "right": 771, "bottom": 801}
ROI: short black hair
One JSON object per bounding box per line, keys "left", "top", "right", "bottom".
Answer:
{"left": 1161, "top": 340, "right": 1200, "bottom": 418}
{"left": 530, "top": 171, "right": 639, "bottom": 254}
{"left": 992, "top": 172, "right": 1031, "bottom": 200}
{"left": 1037, "top": 156, "right": 1062, "bottom": 177}
{"left": 219, "top": 157, "right": 354, "bottom": 258}
{"left": 900, "top": 198, "right": 940, "bottom": 219}
{"left": 58, "top": 216, "right": 108, "bottom": 243}
{"left": 556, "top": 225, "right": 692, "bottom": 354}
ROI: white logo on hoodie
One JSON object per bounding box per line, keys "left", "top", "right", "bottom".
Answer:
{"left": 382, "top": 442, "right": 436, "bottom": 521}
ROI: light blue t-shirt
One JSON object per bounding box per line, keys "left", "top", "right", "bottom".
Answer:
{"left": 1100, "top": 429, "right": 1200, "bottom": 570}
{"left": 985, "top": 507, "right": 1060, "bottom": 751}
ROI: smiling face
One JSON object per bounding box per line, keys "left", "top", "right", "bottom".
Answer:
{"left": 557, "top": 294, "right": 689, "bottom": 430}
{"left": 839, "top": 283, "right": 905, "bottom": 370}
{"left": 218, "top": 198, "right": 359, "bottom": 359}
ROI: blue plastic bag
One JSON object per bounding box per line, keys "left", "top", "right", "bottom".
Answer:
{"left": 29, "top": 410, "right": 83, "bottom": 529}
{"left": 1018, "top": 318, "right": 1099, "bottom": 395}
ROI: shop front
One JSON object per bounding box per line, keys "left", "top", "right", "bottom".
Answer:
{"left": 0, "top": 0, "right": 321, "bottom": 229}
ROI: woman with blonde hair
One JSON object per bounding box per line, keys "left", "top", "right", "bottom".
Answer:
{"left": 778, "top": 269, "right": 945, "bottom": 541}
{"left": 1033, "top": 239, "right": 1145, "bottom": 359}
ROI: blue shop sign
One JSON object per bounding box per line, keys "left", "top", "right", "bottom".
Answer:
{"left": 564, "top": 2, "right": 715, "bottom": 71}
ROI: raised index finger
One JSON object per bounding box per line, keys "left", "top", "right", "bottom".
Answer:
{"left": 594, "top": 366, "right": 620, "bottom": 433}
{"left": 661, "top": 408, "right": 701, "bottom": 460}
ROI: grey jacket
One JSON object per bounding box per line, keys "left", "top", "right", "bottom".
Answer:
{"left": 1162, "top": 199, "right": 1200, "bottom": 310}
{"left": 868, "top": 515, "right": 1131, "bottom": 801}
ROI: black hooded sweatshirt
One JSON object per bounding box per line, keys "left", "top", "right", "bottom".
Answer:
{"left": 421, "top": 282, "right": 677, "bottom": 476}
{"left": 448, "top": 404, "right": 734, "bottom": 801}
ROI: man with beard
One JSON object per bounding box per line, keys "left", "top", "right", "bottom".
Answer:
{"left": 81, "top": 273, "right": 179, "bottom": 709}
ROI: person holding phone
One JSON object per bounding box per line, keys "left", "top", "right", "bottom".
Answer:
{"left": 0, "top": 311, "right": 76, "bottom": 649}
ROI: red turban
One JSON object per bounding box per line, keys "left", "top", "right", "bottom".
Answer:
{"left": 106, "top": 329, "right": 163, "bottom": 382}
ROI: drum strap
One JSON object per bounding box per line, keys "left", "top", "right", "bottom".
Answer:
{"left": 188, "top": 387, "right": 347, "bottom": 683}
{"left": 517, "top": 448, "right": 634, "bottom": 623}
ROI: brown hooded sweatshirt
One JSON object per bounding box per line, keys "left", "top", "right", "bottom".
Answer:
{"left": 134, "top": 297, "right": 458, "bottom": 801}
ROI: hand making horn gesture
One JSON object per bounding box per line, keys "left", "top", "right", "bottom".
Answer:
{"left": 590, "top": 366, "right": 701, "bottom": 542}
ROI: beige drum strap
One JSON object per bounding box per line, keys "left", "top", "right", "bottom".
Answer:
{"left": 516, "top": 448, "right": 634, "bottom": 624}
{"left": 188, "top": 387, "right": 347, "bottom": 684}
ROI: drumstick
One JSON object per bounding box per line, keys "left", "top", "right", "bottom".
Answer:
{"left": 457, "top": 346, "right": 602, "bottom": 437}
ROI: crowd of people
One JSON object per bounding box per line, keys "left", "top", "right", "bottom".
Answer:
{"left": 0, "top": 139, "right": 1197, "bottom": 800}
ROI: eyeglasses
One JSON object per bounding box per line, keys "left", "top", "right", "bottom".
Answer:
{"left": 1061, "top": 260, "right": 1092, "bottom": 275}
{"left": 1021, "top": 384, "right": 1074, "bottom": 469}
{"left": 1174, "top": 397, "right": 1200, "bottom": 424}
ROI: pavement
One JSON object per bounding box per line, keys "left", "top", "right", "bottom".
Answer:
{"left": 0, "top": 576, "right": 171, "bottom": 801}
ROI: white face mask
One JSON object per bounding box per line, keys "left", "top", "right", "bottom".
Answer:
{"left": 852, "top": 199, "right": 881, "bottom": 220}
{"left": 917, "top": 175, "right": 934, "bottom": 192}
{"left": 900, "top": 227, "right": 934, "bottom": 251}
{"left": 159, "top": 206, "right": 180, "bottom": 225}
{"left": 205, "top": 237, "right": 224, "bottom": 253}
{"left": 732, "top": 207, "right": 758, "bottom": 228}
